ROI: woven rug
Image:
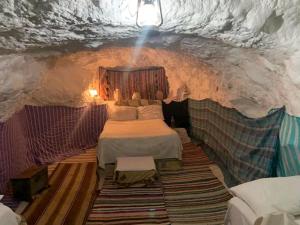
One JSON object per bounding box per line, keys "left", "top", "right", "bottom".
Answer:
{"left": 22, "top": 162, "right": 97, "bottom": 225}
{"left": 160, "top": 143, "right": 232, "bottom": 225}
{"left": 86, "top": 166, "right": 170, "bottom": 225}
{"left": 87, "top": 143, "right": 232, "bottom": 225}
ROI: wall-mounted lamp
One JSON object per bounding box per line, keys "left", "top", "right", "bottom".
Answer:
{"left": 89, "top": 88, "right": 98, "bottom": 98}
{"left": 136, "top": 0, "right": 163, "bottom": 28}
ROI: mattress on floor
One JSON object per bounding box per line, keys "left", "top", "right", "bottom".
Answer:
{"left": 225, "top": 197, "right": 300, "bottom": 225}
{"left": 97, "top": 119, "right": 182, "bottom": 169}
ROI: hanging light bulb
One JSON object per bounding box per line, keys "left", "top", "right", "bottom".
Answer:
{"left": 136, "top": 0, "right": 163, "bottom": 28}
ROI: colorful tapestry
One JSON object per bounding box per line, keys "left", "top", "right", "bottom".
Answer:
{"left": 0, "top": 104, "right": 107, "bottom": 193}
{"left": 277, "top": 113, "right": 300, "bottom": 176}
{"left": 87, "top": 143, "right": 231, "bottom": 225}
{"left": 99, "top": 66, "right": 169, "bottom": 100}
{"left": 189, "top": 98, "right": 285, "bottom": 183}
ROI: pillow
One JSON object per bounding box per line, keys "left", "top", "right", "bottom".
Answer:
{"left": 115, "top": 99, "right": 128, "bottom": 106}
{"left": 128, "top": 99, "right": 141, "bottom": 107}
{"left": 149, "top": 100, "right": 162, "bottom": 105}
{"left": 230, "top": 176, "right": 300, "bottom": 217}
{"left": 132, "top": 92, "right": 141, "bottom": 100}
{"left": 137, "top": 105, "right": 164, "bottom": 120}
{"left": 108, "top": 103, "right": 137, "bottom": 121}
{"left": 113, "top": 89, "right": 122, "bottom": 101}
{"left": 140, "top": 99, "right": 149, "bottom": 106}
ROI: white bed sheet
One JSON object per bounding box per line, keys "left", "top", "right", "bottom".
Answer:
{"left": 97, "top": 119, "right": 182, "bottom": 168}
{"left": 0, "top": 203, "right": 21, "bottom": 225}
{"left": 225, "top": 197, "right": 257, "bottom": 225}
{"left": 225, "top": 197, "right": 300, "bottom": 225}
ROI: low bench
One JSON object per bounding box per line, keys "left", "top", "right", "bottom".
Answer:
{"left": 113, "top": 156, "right": 157, "bottom": 187}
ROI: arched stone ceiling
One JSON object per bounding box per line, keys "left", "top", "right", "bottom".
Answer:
{"left": 0, "top": 0, "right": 300, "bottom": 120}
{"left": 0, "top": 0, "right": 299, "bottom": 51}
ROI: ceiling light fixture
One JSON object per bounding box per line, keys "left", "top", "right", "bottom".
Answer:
{"left": 136, "top": 0, "right": 163, "bottom": 28}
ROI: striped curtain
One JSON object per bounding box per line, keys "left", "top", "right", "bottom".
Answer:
{"left": 189, "top": 98, "right": 285, "bottom": 183}
{"left": 0, "top": 104, "right": 107, "bottom": 192}
{"left": 277, "top": 113, "right": 300, "bottom": 176}
{"left": 99, "top": 66, "right": 169, "bottom": 100}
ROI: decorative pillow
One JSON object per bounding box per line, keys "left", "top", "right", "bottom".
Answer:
{"left": 230, "top": 176, "right": 300, "bottom": 217}
{"left": 113, "top": 89, "right": 122, "bottom": 102}
{"left": 108, "top": 103, "right": 137, "bottom": 121}
{"left": 128, "top": 99, "right": 141, "bottom": 107}
{"left": 140, "top": 99, "right": 149, "bottom": 106}
{"left": 149, "top": 100, "right": 162, "bottom": 105}
{"left": 137, "top": 105, "right": 164, "bottom": 120}
{"left": 115, "top": 99, "right": 128, "bottom": 106}
{"left": 132, "top": 92, "right": 141, "bottom": 100}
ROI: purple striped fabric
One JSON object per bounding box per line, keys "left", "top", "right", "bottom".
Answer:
{"left": 0, "top": 104, "right": 107, "bottom": 193}
{"left": 0, "top": 111, "right": 35, "bottom": 192}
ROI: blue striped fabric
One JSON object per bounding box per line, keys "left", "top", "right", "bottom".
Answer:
{"left": 189, "top": 98, "right": 285, "bottom": 183}
{"left": 277, "top": 113, "right": 300, "bottom": 176}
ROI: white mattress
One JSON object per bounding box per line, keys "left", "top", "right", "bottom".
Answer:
{"left": 0, "top": 203, "right": 21, "bottom": 225}
{"left": 225, "top": 197, "right": 300, "bottom": 225}
{"left": 97, "top": 119, "right": 182, "bottom": 168}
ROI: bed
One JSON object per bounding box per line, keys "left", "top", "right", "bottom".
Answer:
{"left": 225, "top": 176, "right": 300, "bottom": 225}
{"left": 0, "top": 202, "right": 22, "bottom": 225}
{"left": 96, "top": 66, "right": 181, "bottom": 169}
{"left": 96, "top": 119, "right": 182, "bottom": 169}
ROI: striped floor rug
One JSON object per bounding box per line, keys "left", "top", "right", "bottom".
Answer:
{"left": 160, "top": 143, "right": 232, "bottom": 225}
{"left": 86, "top": 167, "right": 170, "bottom": 225}
{"left": 87, "top": 143, "right": 232, "bottom": 225}
{"left": 22, "top": 162, "right": 97, "bottom": 225}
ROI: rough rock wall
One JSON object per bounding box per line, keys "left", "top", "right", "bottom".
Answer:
{"left": 1, "top": 36, "right": 299, "bottom": 121}
{"left": 0, "top": 0, "right": 299, "bottom": 120}
{"left": 0, "top": 0, "right": 299, "bottom": 50}
{"left": 0, "top": 55, "right": 46, "bottom": 121}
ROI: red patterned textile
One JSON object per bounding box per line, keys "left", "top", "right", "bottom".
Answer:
{"left": 0, "top": 104, "right": 107, "bottom": 192}
{"left": 99, "top": 66, "right": 169, "bottom": 100}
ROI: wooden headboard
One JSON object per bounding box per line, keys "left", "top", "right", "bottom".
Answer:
{"left": 99, "top": 66, "right": 169, "bottom": 100}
